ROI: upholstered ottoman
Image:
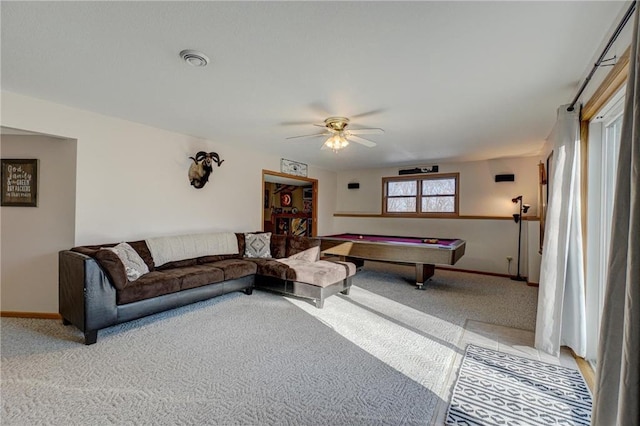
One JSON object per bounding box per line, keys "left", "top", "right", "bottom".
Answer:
{"left": 255, "top": 259, "right": 356, "bottom": 308}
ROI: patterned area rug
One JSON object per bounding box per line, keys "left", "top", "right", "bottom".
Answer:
{"left": 446, "top": 345, "right": 592, "bottom": 426}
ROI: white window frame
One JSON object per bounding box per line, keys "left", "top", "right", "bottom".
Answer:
{"left": 585, "top": 86, "right": 625, "bottom": 364}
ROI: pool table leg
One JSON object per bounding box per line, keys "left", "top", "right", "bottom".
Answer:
{"left": 416, "top": 263, "right": 435, "bottom": 289}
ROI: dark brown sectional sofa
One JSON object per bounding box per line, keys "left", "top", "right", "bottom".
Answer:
{"left": 59, "top": 233, "right": 353, "bottom": 345}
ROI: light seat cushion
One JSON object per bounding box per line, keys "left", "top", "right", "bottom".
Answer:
{"left": 276, "top": 259, "right": 351, "bottom": 288}
{"left": 327, "top": 260, "right": 356, "bottom": 277}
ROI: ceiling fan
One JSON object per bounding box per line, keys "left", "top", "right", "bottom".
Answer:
{"left": 286, "top": 116, "right": 384, "bottom": 151}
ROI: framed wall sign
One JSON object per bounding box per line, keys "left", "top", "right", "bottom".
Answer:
{"left": 280, "top": 158, "right": 308, "bottom": 177}
{"left": 1, "top": 159, "right": 38, "bottom": 207}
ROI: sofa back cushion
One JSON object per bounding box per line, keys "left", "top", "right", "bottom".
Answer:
{"left": 105, "top": 242, "right": 149, "bottom": 281}
{"left": 270, "top": 235, "right": 287, "bottom": 258}
{"left": 244, "top": 232, "right": 272, "bottom": 258}
{"left": 235, "top": 232, "right": 287, "bottom": 259}
{"left": 94, "top": 249, "right": 129, "bottom": 290}
{"left": 127, "top": 240, "right": 155, "bottom": 271}
{"left": 156, "top": 258, "right": 197, "bottom": 270}
{"left": 286, "top": 235, "right": 320, "bottom": 258}
{"left": 71, "top": 240, "right": 155, "bottom": 272}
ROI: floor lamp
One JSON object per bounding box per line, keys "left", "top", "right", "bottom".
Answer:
{"left": 511, "top": 195, "right": 530, "bottom": 282}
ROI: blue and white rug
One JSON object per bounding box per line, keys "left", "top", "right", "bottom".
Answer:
{"left": 446, "top": 344, "right": 592, "bottom": 426}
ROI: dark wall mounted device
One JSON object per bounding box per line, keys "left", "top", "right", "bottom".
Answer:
{"left": 495, "top": 174, "right": 515, "bottom": 182}
{"left": 399, "top": 165, "right": 439, "bottom": 175}
{"left": 347, "top": 183, "right": 360, "bottom": 189}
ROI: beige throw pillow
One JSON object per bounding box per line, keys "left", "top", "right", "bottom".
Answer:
{"left": 244, "top": 232, "right": 272, "bottom": 258}
{"left": 106, "top": 242, "right": 149, "bottom": 281}
{"left": 287, "top": 246, "right": 320, "bottom": 262}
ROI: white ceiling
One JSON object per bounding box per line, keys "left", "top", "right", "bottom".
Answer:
{"left": 0, "top": 1, "right": 626, "bottom": 171}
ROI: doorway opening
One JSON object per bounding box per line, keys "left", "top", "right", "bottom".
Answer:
{"left": 262, "top": 170, "right": 318, "bottom": 237}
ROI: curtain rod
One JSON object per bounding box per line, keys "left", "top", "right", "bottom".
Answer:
{"left": 567, "top": 0, "right": 637, "bottom": 112}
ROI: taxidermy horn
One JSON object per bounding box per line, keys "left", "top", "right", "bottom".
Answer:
{"left": 187, "top": 151, "right": 224, "bottom": 189}
{"left": 209, "top": 152, "right": 225, "bottom": 167}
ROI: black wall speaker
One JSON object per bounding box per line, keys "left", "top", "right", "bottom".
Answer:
{"left": 495, "top": 174, "right": 515, "bottom": 182}
{"left": 347, "top": 183, "right": 360, "bottom": 189}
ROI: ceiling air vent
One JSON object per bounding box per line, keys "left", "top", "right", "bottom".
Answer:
{"left": 179, "top": 50, "right": 210, "bottom": 67}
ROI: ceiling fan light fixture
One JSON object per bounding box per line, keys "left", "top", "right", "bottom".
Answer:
{"left": 287, "top": 114, "right": 381, "bottom": 151}
{"left": 324, "top": 133, "right": 349, "bottom": 152}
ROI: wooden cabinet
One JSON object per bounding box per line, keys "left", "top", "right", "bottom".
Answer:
{"left": 272, "top": 213, "right": 312, "bottom": 236}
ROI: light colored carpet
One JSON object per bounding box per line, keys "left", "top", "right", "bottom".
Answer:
{"left": 357, "top": 262, "right": 538, "bottom": 331}
{"left": 1, "top": 267, "right": 538, "bottom": 425}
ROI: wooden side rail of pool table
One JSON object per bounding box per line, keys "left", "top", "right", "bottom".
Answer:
{"left": 318, "top": 238, "right": 466, "bottom": 289}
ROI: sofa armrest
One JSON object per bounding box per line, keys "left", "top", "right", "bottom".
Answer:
{"left": 59, "top": 250, "right": 118, "bottom": 334}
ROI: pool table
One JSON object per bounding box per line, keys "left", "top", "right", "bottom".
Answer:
{"left": 317, "top": 233, "right": 466, "bottom": 289}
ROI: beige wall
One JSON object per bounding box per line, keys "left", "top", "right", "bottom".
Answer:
{"left": 333, "top": 157, "right": 543, "bottom": 276}
{"left": 1, "top": 135, "right": 77, "bottom": 313}
{"left": 336, "top": 157, "right": 542, "bottom": 216}
{"left": 1, "top": 92, "right": 337, "bottom": 245}
{"left": 1, "top": 92, "right": 337, "bottom": 312}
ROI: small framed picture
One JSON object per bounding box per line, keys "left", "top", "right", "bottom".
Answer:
{"left": 1, "top": 159, "right": 38, "bottom": 207}
{"left": 280, "top": 192, "right": 293, "bottom": 207}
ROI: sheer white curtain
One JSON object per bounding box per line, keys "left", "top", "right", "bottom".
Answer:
{"left": 592, "top": 5, "right": 640, "bottom": 425}
{"left": 535, "top": 106, "right": 587, "bottom": 357}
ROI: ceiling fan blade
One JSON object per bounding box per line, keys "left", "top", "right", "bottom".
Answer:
{"left": 351, "top": 109, "right": 385, "bottom": 119}
{"left": 347, "top": 128, "right": 385, "bottom": 135}
{"left": 347, "top": 134, "right": 377, "bottom": 147}
{"left": 286, "top": 132, "right": 330, "bottom": 140}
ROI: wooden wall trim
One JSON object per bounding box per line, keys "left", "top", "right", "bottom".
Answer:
{"left": 435, "top": 266, "right": 512, "bottom": 278}
{"left": 436, "top": 266, "right": 539, "bottom": 285}
{"left": 582, "top": 45, "right": 630, "bottom": 122}
{"left": 1, "top": 311, "right": 61, "bottom": 320}
{"left": 334, "top": 213, "right": 540, "bottom": 221}
{"left": 580, "top": 121, "right": 590, "bottom": 272}
{"left": 569, "top": 348, "right": 595, "bottom": 392}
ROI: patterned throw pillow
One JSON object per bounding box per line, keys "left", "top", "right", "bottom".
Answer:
{"left": 107, "top": 242, "right": 149, "bottom": 281}
{"left": 244, "top": 232, "right": 272, "bottom": 258}
{"left": 287, "top": 246, "right": 320, "bottom": 262}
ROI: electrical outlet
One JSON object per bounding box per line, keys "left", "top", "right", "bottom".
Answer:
{"left": 506, "top": 256, "right": 513, "bottom": 262}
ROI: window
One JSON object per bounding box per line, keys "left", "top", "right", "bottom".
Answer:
{"left": 382, "top": 173, "right": 459, "bottom": 216}
{"left": 585, "top": 87, "right": 624, "bottom": 364}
